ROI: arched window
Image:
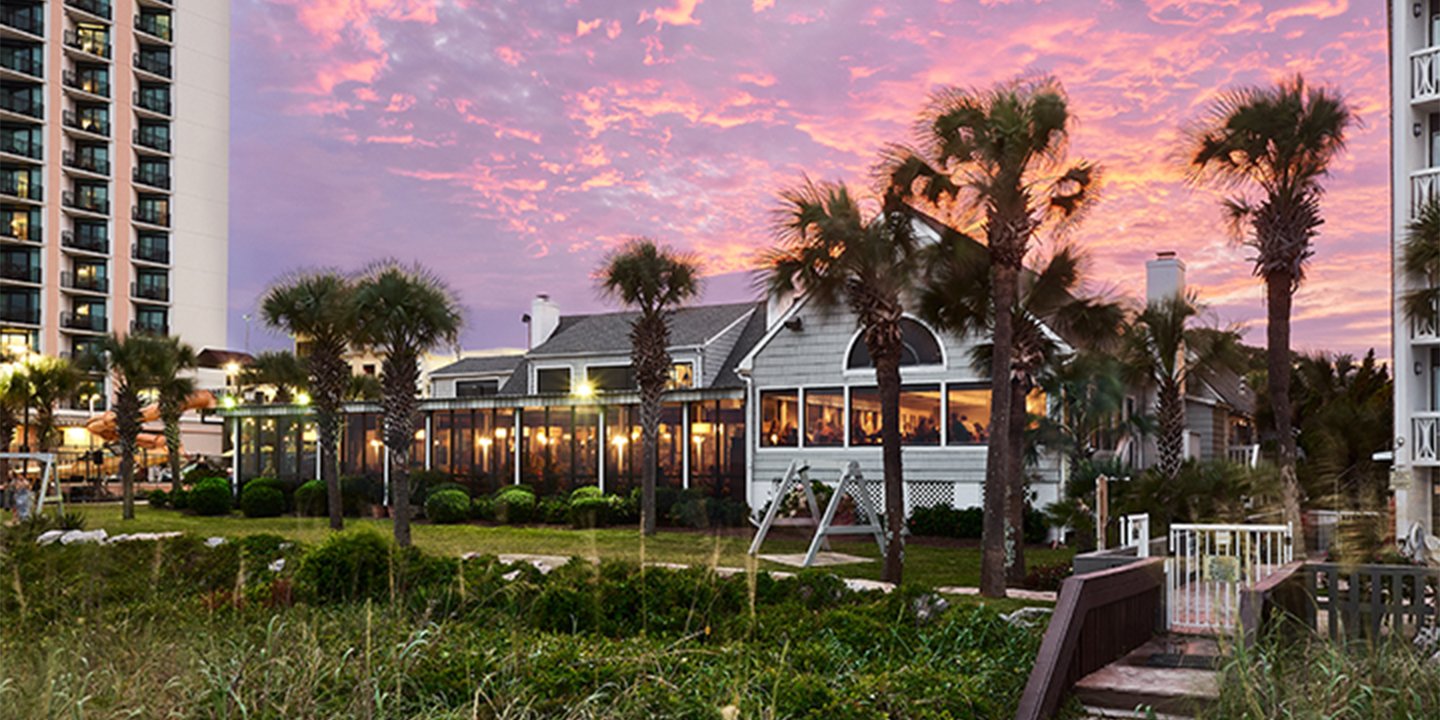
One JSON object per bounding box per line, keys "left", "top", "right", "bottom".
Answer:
{"left": 846, "top": 318, "right": 944, "bottom": 369}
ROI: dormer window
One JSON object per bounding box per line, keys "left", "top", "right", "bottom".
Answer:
{"left": 535, "top": 367, "right": 571, "bottom": 394}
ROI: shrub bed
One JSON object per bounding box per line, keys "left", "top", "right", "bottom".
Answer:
{"left": 424, "top": 489, "right": 470, "bottom": 524}
{"left": 294, "top": 479, "right": 326, "bottom": 517}
{"left": 189, "top": 477, "right": 232, "bottom": 516}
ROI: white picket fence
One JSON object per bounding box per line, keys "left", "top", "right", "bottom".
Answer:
{"left": 1166, "top": 523, "right": 1293, "bottom": 634}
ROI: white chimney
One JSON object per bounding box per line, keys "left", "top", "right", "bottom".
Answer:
{"left": 1145, "top": 251, "right": 1186, "bottom": 304}
{"left": 766, "top": 288, "right": 796, "bottom": 329}
{"left": 527, "top": 294, "right": 560, "bottom": 349}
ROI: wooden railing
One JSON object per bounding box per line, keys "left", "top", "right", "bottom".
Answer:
{"left": 1015, "top": 558, "right": 1165, "bottom": 720}
{"left": 1240, "top": 562, "right": 1440, "bottom": 645}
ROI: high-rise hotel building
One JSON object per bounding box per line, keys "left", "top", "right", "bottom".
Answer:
{"left": 0, "top": 0, "right": 227, "bottom": 365}
{"left": 1393, "top": 2, "right": 1440, "bottom": 534}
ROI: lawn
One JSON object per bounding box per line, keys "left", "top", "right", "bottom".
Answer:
{"left": 70, "top": 503, "right": 1073, "bottom": 593}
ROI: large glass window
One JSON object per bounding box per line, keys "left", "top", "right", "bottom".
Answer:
{"left": 535, "top": 367, "right": 570, "bottom": 394}
{"left": 455, "top": 379, "right": 499, "bottom": 398}
{"left": 2, "top": 208, "right": 40, "bottom": 240}
{"left": 900, "top": 385, "right": 942, "bottom": 446}
{"left": 588, "top": 365, "right": 634, "bottom": 392}
{"left": 0, "top": 167, "right": 41, "bottom": 201}
{"left": 604, "top": 406, "right": 640, "bottom": 494}
{"left": 846, "top": 318, "right": 944, "bottom": 369}
{"left": 669, "top": 362, "right": 695, "bottom": 389}
{"left": 947, "top": 387, "right": 991, "bottom": 445}
{"left": 73, "top": 23, "right": 109, "bottom": 56}
{"left": 804, "top": 388, "right": 845, "bottom": 447}
{"left": 760, "top": 390, "right": 799, "bottom": 447}
{"left": 0, "top": 125, "right": 41, "bottom": 159}
{"left": 849, "top": 387, "right": 882, "bottom": 446}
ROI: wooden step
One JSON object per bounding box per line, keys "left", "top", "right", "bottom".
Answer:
{"left": 1071, "top": 636, "right": 1221, "bottom": 718}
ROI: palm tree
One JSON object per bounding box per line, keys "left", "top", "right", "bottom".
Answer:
{"left": 763, "top": 181, "right": 917, "bottom": 583}
{"left": 883, "top": 77, "right": 1097, "bottom": 597}
{"left": 239, "top": 351, "right": 308, "bottom": 404}
{"left": 262, "top": 271, "right": 357, "bottom": 531}
{"left": 598, "top": 238, "right": 702, "bottom": 537}
{"left": 352, "top": 260, "right": 462, "bottom": 547}
{"left": 153, "top": 337, "right": 197, "bottom": 493}
{"left": 1403, "top": 197, "right": 1440, "bottom": 327}
{"left": 1123, "top": 295, "right": 1244, "bottom": 483}
{"left": 1036, "top": 351, "right": 1139, "bottom": 478}
{"left": 87, "top": 333, "right": 165, "bottom": 520}
{"left": 22, "top": 355, "right": 82, "bottom": 456}
{"left": 919, "top": 237, "right": 1123, "bottom": 582}
{"left": 347, "top": 373, "right": 382, "bottom": 402}
{"left": 1185, "top": 74, "right": 1352, "bottom": 546}
{"left": 0, "top": 361, "right": 28, "bottom": 481}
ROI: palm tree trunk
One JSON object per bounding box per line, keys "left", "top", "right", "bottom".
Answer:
{"left": 391, "top": 449, "right": 411, "bottom": 547}
{"left": 638, "top": 383, "right": 662, "bottom": 536}
{"left": 874, "top": 346, "right": 905, "bottom": 585}
{"left": 119, "top": 438, "right": 136, "bottom": 520}
{"left": 1267, "top": 274, "right": 1304, "bottom": 546}
{"left": 382, "top": 352, "right": 420, "bottom": 547}
{"left": 982, "top": 262, "right": 1019, "bottom": 598}
{"left": 314, "top": 347, "right": 348, "bottom": 531}
{"left": 321, "top": 423, "right": 343, "bottom": 530}
{"left": 1005, "top": 379, "right": 1028, "bottom": 586}
{"left": 165, "top": 413, "right": 183, "bottom": 494}
{"left": 1157, "top": 380, "right": 1185, "bottom": 482}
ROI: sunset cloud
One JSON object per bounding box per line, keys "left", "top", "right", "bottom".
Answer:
{"left": 231, "top": 0, "right": 1391, "bottom": 356}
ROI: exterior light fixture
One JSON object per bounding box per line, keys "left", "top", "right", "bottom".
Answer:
{"left": 573, "top": 380, "right": 596, "bottom": 399}
{"left": 220, "top": 395, "right": 237, "bottom": 410}
{"left": 1416, "top": 2, "right": 1424, "bottom": 19}
{"left": 1417, "top": 122, "right": 1425, "bottom": 137}
{"left": 224, "top": 361, "right": 241, "bottom": 376}
{"left": 295, "top": 391, "right": 311, "bottom": 406}
{"left": 1417, "top": 361, "right": 1426, "bottom": 376}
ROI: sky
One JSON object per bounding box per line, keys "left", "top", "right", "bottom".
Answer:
{"left": 229, "top": 0, "right": 1389, "bottom": 358}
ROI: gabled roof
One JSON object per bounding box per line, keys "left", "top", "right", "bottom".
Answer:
{"left": 710, "top": 304, "right": 769, "bottom": 388}
{"left": 1195, "top": 367, "right": 1257, "bottom": 417}
{"left": 430, "top": 354, "right": 525, "bottom": 378}
{"left": 528, "top": 302, "right": 758, "bottom": 357}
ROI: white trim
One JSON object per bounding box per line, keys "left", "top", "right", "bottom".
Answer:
{"left": 702, "top": 307, "right": 757, "bottom": 347}
{"left": 681, "top": 403, "right": 690, "bottom": 489}
{"left": 736, "top": 295, "right": 811, "bottom": 373}
{"left": 530, "top": 363, "right": 573, "bottom": 395}
{"left": 840, "top": 314, "right": 949, "bottom": 375}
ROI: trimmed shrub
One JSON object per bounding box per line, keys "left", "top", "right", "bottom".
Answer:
{"left": 494, "top": 486, "right": 536, "bottom": 524}
{"left": 147, "top": 489, "right": 169, "bottom": 509}
{"left": 956, "top": 507, "right": 985, "bottom": 539}
{"left": 538, "top": 496, "right": 568, "bottom": 524}
{"left": 569, "top": 485, "right": 602, "bottom": 502}
{"left": 295, "top": 530, "right": 391, "bottom": 603}
{"left": 189, "top": 477, "right": 233, "bottom": 516}
{"left": 294, "top": 479, "right": 326, "bottom": 517}
{"left": 171, "top": 488, "right": 190, "bottom": 510}
{"left": 1024, "top": 506, "right": 1049, "bottom": 545}
{"left": 341, "top": 475, "right": 381, "bottom": 516}
{"left": 183, "top": 464, "right": 223, "bottom": 486}
{"left": 908, "top": 504, "right": 962, "bottom": 538}
{"left": 241, "top": 485, "right": 285, "bottom": 518}
{"left": 608, "top": 492, "right": 639, "bottom": 524}
{"left": 470, "top": 496, "right": 494, "bottom": 521}
{"left": 568, "top": 496, "right": 610, "bottom": 528}
{"left": 409, "top": 470, "right": 454, "bottom": 504}
{"left": 425, "top": 489, "right": 470, "bottom": 524}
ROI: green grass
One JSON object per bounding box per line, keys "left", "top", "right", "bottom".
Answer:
{"left": 71, "top": 503, "right": 1071, "bottom": 597}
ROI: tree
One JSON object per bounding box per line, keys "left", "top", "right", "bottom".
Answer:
{"left": 919, "top": 238, "right": 1123, "bottom": 582}
{"left": 883, "top": 77, "right": 1097, "bottom": 597}
{"left": 88, "top": 334, "right": 165, "bottom": 520}
{"left": 238, "top": 351, "right": 308, "bottom": 404}
{"left": 1122, "top": 294, "right": 1244, "bottom": 483}
{"left": 153, "top": 337, "right": 198, "bottom": 493}
{"left": 262, "top": 271, "right": 357, "bottom": 531}
{"left": 598, "top": 238, "right": 702, "bottom": 537}
{"left": 352, "top": 261, "right": 462, "bottom": 547}
{"left": 1291, "top": 351, "right": 1392, "bottom": 510}
{"left": 763, "top": 181, "right": 917, "bottom": 583}
{"left": 0, "top": 361, "right": 28, "bottom": 481}
{"left": 1403, "top": 196, "right": 1440, "bottom": 326}
{"left": 23, "top": 355, "right": 82, "bottom": 456}
{"left": 1186, "top": 74, "right": 1353, "bottom": 546}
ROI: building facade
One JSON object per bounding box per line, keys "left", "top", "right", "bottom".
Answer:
{"left": 1, "top": 0, "right": 229, "bottom": 466}
{"left": 1393, "top": 2, "right": 1440, "bottom": 534}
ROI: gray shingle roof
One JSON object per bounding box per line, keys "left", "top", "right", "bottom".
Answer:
{"left": 528, "top": 302, "right": 758, "bottom": 357}
{"left": 430, "top": 354, "right": 525, "bottom": 377}
{"left": 711, "top": 304, "right": 768, "bottom": 388}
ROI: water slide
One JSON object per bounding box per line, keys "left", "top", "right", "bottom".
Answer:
{"left": 84, "top": 391, "right": 217, "bottom": 451}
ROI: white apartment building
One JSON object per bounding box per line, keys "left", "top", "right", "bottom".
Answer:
{"left": 1393, "top": 1, "right": 1440, "bottom": 534}
{"left": 1, "top": 0, "right": 229, "bottom": 460}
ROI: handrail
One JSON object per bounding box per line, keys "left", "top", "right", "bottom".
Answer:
{"left": 1238, "top": 560, "right": 1306, "bottom": 649}
{"left": 1015, "top": 557, "right": 1165, "bottom": 720}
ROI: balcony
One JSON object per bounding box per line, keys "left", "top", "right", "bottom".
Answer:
{"left": 64, "top": 0, "right": 112, "bottom": 21}
{"left": 0, "top": 53, "right": 41, "bottom": 79}
{"left": 133, "top": 90, "right": 170, "bottom": 115}
{"left": 62, "top": 29, "right": 111, "bottom": 59}
{"left": 0, "top": 261, "right": 39, "bottom": 284}
{"left": 0, "top": 134, "right": 40, "bottom": 160}
{"left": 133, "top": 129, "right": 170, "bottom": 153}
{"left": 63, "top": 229, "right": 108, "bottom": 254}
{"left": 61, "top": 312, "right": 107, "bottom": 332}
{"left": 64, "top": 191, "right": 110, "bottom": 215}
{"left": 0, "top": 7, "right": 43, "bottom": 37}
{"left": 62, "top": 271, "right": 108, "bottom": 293}
{"left": 132, "top": 167, "right": 169, "bottom": 189}
{"left": 131, "top": 242, "right": 168, "bottom": 264}
{"left": 63, "top": 110, "right": 110, "bottom": 138}
{"left": 132, "top": 205, "right": 168, "bottom": 227}
{"left": 131, "top": 281, "right": 168, "bottom": 301}
{"left": 134, "top": 14, "right": 171, "bottom": 42}
{"left": 0, "top": 305, "right": 39, "bottom": 325}
{"left": 1, "top": 223, "right": 41, "bottom": 243}
{"left": 133, "top": 51, "right": 171, "bottom": 78}
{"left": 64, "top": 151, "right": 110, "bottom": 176}
{"left": 63, "top": 69, "right": 110, "bottom": 98}
{"left": 129, "top": 319, "right": 166, "bottom": 335}
{"left": 0, "top": 92, "right": 41, "bottom": 118}
{"left": 0, "top": 178, "right": 40, "bottom": 202}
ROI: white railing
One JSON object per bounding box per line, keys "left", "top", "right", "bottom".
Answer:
{"left": 1414, "top": 412, "right": 1440, "bottom": 465}
{"left": 1412, "top": 168, "right": 1440, "bottom": 219}
{"left": 1226, "top": 443, "right": 1260, "bottom": 468}
{"left": 1415, "top": 46, "right": 1440, "bottom": 102}
{"left": 1167, "top": 522, "right": 1292, "bottom": 633}
{"left": 1120, "top": 513, "right": 1151, "bottom": 557}
{"left": 1413, "top": 294, "right": 1440, "bottom": 342}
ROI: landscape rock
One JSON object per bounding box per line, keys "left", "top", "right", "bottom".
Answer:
{"left": 59, "top": 529, "right": 108, "bottom": 545}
